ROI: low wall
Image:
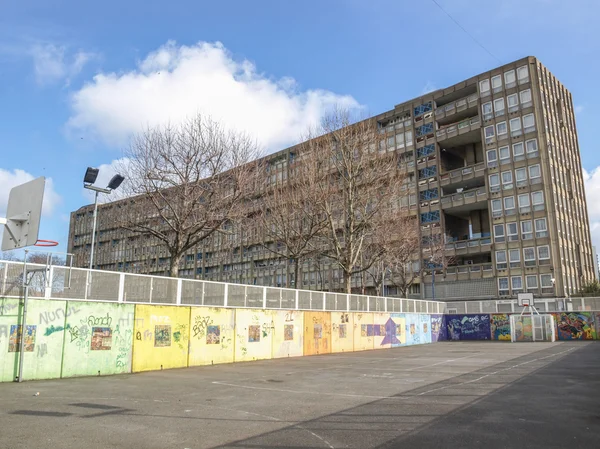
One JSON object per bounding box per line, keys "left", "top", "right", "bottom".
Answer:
{"left": 0, "top": 298, "right": 438, "bottom": 382}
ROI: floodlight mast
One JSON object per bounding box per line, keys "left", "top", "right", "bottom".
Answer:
{"left": 83, "top": 167, "right": 124, "bottom": 270}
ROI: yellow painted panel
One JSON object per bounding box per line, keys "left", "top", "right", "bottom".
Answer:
{"left": 272, "top": 310, "right": 304, "bottom": 358}
{"left": 234, "top": 309, "right": 276, "bottom": 362}
{"left": 352, "top": 312, "right": 375, "bottom": 351}
{"left": 188, "top": 307, "right": 235, "bottom": 366}
{"left": 303, "top": 311, "right": 331, "bottom": 355}
{"left": 331, "top": 311, "right": 354, "bottom": 353}
{"left": 132, "top": 305, "right": 191, "bottom": 372}
{"left": 373, "top": 313, "right": 394, "bottom": 349}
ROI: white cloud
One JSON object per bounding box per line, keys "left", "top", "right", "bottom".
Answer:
{"left": 82, "top": 158, "right": 132, "bottom": 204}
{"left": 67, "top": 40, "right": 361, "bottom": 152}
{"left": 0, "top": 168, "right": 61, "bottom": 218}
{"left": 31, "top": 43, "right": 95, "bottom": 86}
{"left": 583, "top": 167, "right": 600, "bottom": 250}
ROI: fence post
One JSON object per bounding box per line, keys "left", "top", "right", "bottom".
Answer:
{"left": 322, "top": 292, "right": 326, "bottom": 311}
{"left": 84, "top": 270, "right": 90, "bottom": 300}
{"left": 262, "top": 287, "right": 267, "bottom": 309}
{"left": 581, "top": 297, "right": 585, "bottom": 311}
{"left": 118, "top": 273, "right": 125, "bottom": 303}
{"left": 366, "top": 295, "right": 370, "bottom": 312}
{"left": 384, "top": 295, "right": 388, "bottom": 312}
{"left": 176, "top": 279, "right": 182, "bottom": 305}
{"left": 44, "top": 266, "right": 53, "bottom": 299}
{"left": 149, "top": 277, "right": 153, "bottom": 303}
{"left": 346, "top": 294, "right": 350, "bottom": 312}
{"left": 223, "top": 283, "right": 229, "bottom": 308}
{"left": 295, "top": 290, "right": 299, "bottom": 310}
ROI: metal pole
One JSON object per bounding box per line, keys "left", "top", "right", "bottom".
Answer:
{"left": 432, "top": 268, "right": 436, "bottom": 301}
{"left": 17, "top": 251, "right": 29, "bottom": 382}
{"left": 381, "top": 261, "right": 385, "bottom": 297}
{"left": 89, "top": 191, "right": 99, "bottom": 270}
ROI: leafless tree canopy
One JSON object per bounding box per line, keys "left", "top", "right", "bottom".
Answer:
{"left": 119, "top": 115, "right": 261, "bottom": 277}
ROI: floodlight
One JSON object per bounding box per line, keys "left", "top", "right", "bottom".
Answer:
{"left": 84, "top": 167, "right": 99, "bottom": 185}
{"left": 107, "top": 174, "right": 125, "bottom": 190}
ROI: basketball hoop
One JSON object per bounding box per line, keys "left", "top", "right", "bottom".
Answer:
{"left": 34, "top": 239, "right": 59, "bottom": 247}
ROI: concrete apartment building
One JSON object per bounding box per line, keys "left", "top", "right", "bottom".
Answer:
{"left": 68, "top": 56, "right": 595, "bottom": 301}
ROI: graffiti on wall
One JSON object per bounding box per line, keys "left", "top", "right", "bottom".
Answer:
{"left": 446, "top": 315, "right": 491, "bottom": 340}
{"left": 154, "top": 325, "right": 171, "bottom": 347}
{"left": 554, "top": 312, "right": 596, "bottom": 340}
{"left": 430, "top": 315, "right": 445, "bottom": 342}
{"left": 380, "top": 318, "right": 402, "bottom": 346}
{"left": 513, "top": 316, "right": 533, "bottom": 342}
{"left": 490, "top": 314, "right": 511, "bottom": 341}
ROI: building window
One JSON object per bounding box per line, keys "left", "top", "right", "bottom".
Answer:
{"left": 540, "top": 274, "right": 554, "bottom": 288}
{"left": 491, "top": 199, "right": 503, "bottom": 217}
{"left": 515, "top": 167, "right": 527, "bottom": 187}
{"left": 487, "top": 149, "right": 498, "bottom": 167}
{"left": 396, "top": 132, "right": 405, "bottom": 148}
{"left": 417, "top": 144, "right": 435, "bottom": 158}
{"left": 535, "top": 218, "right": 548, "bottom": 238}
{"left": 518, "top": 193, "right": 531, "bottom": 213}
{"left": 507, "top": 93, "right": 519, "bottom": 112}
{"left": 405, "top": 130, "right": 413, "bottom": 146}
{"left": 520, "top": 89, "right": 532, "bottom": 108}
{"left": 501, "top": 171, "right": 513, "bottom": 190}
{"left": 532, "top": 191, "right": 545, "bottom": 211}
{"left": 517, "top": 65, "right": 529, "bottom": 84}
{"left": 419, "top": 188, "right": 439, "bottom": 201}
{"left": 524, "top": 247, "right": 536, "bottom": 266}
{"left": 523, "top": 113, "right": 536, "bottom": 133}
{"left": 526, "top": 275, "right": 538, "bottom": 290}
{"left": 480, "top": 79, "right": 491, "bottom": 95}
{"left": 414, "top": 102, "right": 433, "bottom": 116}
{"left": 494, "top": 224, "right": 505, "bottom": 243}
{"left": 494, "top": 98, "right": 505, "bottom": 117}
{"left": 504, "top": 196, "right": 516, "bottom": 215}
{"left": 512, "top": 142, "right": 524, "bottom": 161}
{"left": 498, "top": 277, "right": 509, "bottom": 295}
{"left": 526, "top": 139, "right": 539, "bottom": 159}
{"left": 420, "top": 211, "right": 440, "bottom": 223}
{"left": 529, "top": 164, "right": 541, "bottom": 183}
{"left": 510, "top": 117, "right": 522, "bottom": 137}
{"left": 419, "top": 166, "right": 437, "bottom": 179}
{"left": 489, "top": 173, "right": 500, "bottom": 192}
{"left": 482, "top": 102, "right": 493, "bottom": 120}
{"left": 497, "top": 121, "right": 508, "bottom": 137}
{"left": 507, "top": 221, "right": 518, "bottom": 241}
{"left": 416, "top": 123, "right": 434, "bottom": 137}
{"left": 491, "top": 75, "right": 502, "bottom": 93}
{"left": 496, "top": 250, "right": 507, "bottom": 270}
{"left": 499, "top": 146, "right": 510, "bottom": 164}
{"left": 509, "top": 249, "right": 521, "bottom": 268}
{"left": 521, "top": 220, "right": 533, "bottom": 240}
{"left": 511, "top": 276, "right": 523, "bottom": 293}
{"left": 537, "top": 245, "right": 550, "bottom": 260}
{"left": 504, "top": 70, "right": 516, "bottom": 88}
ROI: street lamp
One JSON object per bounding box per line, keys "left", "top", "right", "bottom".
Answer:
{"left": 83, "top": 167, "right": 125, "bottom": 270}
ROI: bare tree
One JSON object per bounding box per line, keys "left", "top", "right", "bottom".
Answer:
{"left": 301, "top": 109, "right": 405, "bottom": 293}
{"left": 257, "top": 152, "right": 328, "bottom": 289}
{"left": 119, "top": 115, "right": 260, "bottom": 277}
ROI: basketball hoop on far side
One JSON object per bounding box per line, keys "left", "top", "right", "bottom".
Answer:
{"left": 34, "top": 239, "right": 59, "bottom": 247}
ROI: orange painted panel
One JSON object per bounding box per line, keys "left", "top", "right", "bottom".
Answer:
{"left": 303, "top": 311, "right": 331, "bottom": 355}
{"left": 331, "top": 311, "right": 354, "bottom": 353}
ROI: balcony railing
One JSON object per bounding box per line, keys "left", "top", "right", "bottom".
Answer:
{"left": 434, "top": 93, "right": 478, "bottom": 120}
{"left": 444, "top": 236, "right": 492, "bottom": 253}
{"left": 440, "top": 162, "right": 486, "bottom": 187}
{"left": 445, "top": 262, "right": 494, "bottom": 280}
{"left": 436, "top": 116, "right": 480, "bottom": 141}
{"left": 440, "top": 187, "right": 487, "bottom": 209}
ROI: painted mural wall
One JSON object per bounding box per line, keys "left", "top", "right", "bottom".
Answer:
{"left": 490, "top": 314, "right": 511, "bottom": 341}
{"left": 430, "top": 314, "right": 446, "bottom": 342}
{"left": 304, "top": 311, "right": 331, "bottom": 355}
{"left": 389, "top": 313, "right": 407, "bottom": 348}
{"left": 446, "top": 314, "right": 491, "bottom": 341}
{"left": 234, "top": 309, "right": 276, "bottom": 362}
{"left": 552, "top": 312, "right": 597, "bottom": 340}
{"left": 188, "top": 307, "right": 235, "bottom": 366}
{"left": 272, "top": 310, "right": 304, "bottom": 359}
{"left": 331, "top": 312, "right": 354, "bottom": 353}
{"left": 353, "top": 312, "right": 375, "bottom": 351}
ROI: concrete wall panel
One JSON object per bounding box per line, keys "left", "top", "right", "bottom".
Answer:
{"left": 331, "top": 312, "right": 354, "bottom": 353}
{"left": 446, "top": 314, "right": 491, "bottom": 341}
{"left": 188, "top": 307, "right": 235, "bottom": 366}
{"left": 62, "top": 301, "right": 135, "bottom": 377}
{"left": 420, "top": 314, "right": 432, "bottom": 344}
{"left": 552, "top": 312, "right": 596, "bottom": 340}
{"left": 353, "top": 312, "right": 375, "bottom": 351}
{"left": 132, "top": 305, "right": 191, "bottom": 372}
{"left": 431, "top": 314, "right": 446, "bottom": 342}
{"left": 490, "top": 314, "right": 511, "bottom": 341}
{"left": 234, "top": 309, "right": 276, "bottom": 362}
{"left": 390, "top": 313, "right": 407, "bottom": 347}
{"left": 303, "top": 311, "right": 331, "bottom": 355}
{"left": 272, "top": 310, "right": 304, "bottom": 359}
{"left": 373, "top": 313, "right": 395, "bottom": 349}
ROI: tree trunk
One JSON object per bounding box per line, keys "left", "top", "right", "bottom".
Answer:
{"left": 344, "top": 270, "right": 352, "bottom": 294}
{"left": 169, "top": 254, "right": 180, "bottom": 278}
{"left": 294, "top": 260, "right": 300, "bottom": 290}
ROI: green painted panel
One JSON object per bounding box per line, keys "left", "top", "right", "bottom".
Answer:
{"left": 61, "top": 302, "right": 135, "bottom": 377}
{"left": 1, "top": 298, "right": 68, "bottom": 382}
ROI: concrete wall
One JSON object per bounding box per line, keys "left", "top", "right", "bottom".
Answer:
{"left": 304, "top": 312, "right": 331, "bottom": 355}
{"left": 272, "top": 310, "right": 304, "bottom": 359}
{"left": 188, "top": 307, "right": 235, "bottom": 366}
{"left": 234, "top": 309, "right": 276, "bottom": 362}
{"left": 353, "top": 312, "right": 374, "bottom": 351}
{"left": 446, "top": 314, "right": 491, "bottom": 341}
{"left": 331, "top": 312, "right": 354, "bottom": 353}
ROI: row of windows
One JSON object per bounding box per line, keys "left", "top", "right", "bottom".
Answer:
{"left": 484, "top": 114, "right": 536, "bottom": 143}
{"left": 487, "top": 139, "right": 539, "bottom": 166}
{"left": 489, "top": 165, "right": 541, "bottom": 191}
{"left": 480, "top": 65, "right": 529, "bottom": 95}
{"left": 491, "top": 192, "right": 545, "bottom": 217}
{"left": 493, "top": 217, "right": 548, "bottom": 242}
{"left": 498, "top": 273, "right": 553, "bottom": 294}
{"left": 482, "top": 89, "right": 532, "bottom": 120}
{"left": 495, "top": 245, "right": 550, "bottom": 269}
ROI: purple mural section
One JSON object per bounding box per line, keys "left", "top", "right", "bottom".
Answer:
{"left": 446, "top": 315, "right": 491, "bottom": 341}
{"left": 430, "top": 315, "right": 446, "bottom": 342}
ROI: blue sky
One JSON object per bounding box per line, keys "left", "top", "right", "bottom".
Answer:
{"left": 1, "top": 0, "right": 600, "bottom": 254}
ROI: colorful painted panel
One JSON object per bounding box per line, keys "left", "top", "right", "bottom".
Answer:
{"left": 353, "top": 313, "right": 374, "bottom": 351}
{"left": 272, "top": 310, "right": 304, "bottom": 359}
{"left": 234, "top": 309, "right": 276, "bottom": 362}
{"left": 430, "top": 315, "right": 446, "bottom": 342}
{"left": 553, "top": 312, "right": 596, "bottom": 340}
{"left": 513, "top": 316, "right": 533, "bottom": 342}
{"left": 389, "top": 313, "right": 407, "bottom": 347}
{"left": 8, "top": 325, "right": 36, "bottom": 352}
{"left": 446, "top": 315, "right": 491, "bottom": 341}
{"left": 303, "top": 311, "right": 331, "bottom": 355}
{"left": 188, "top": 307, "right": 235, "bottom": 366}
{"left": 373, "top": 313, "right": 400, "bottom": 349}
{"left": 404, "top": 313, "right": 423, "bottom": 345}
{"left": 132, "top": 305, "right": 190, "bottom": 372}
{"left": 490, "top": 314, "right": 511, "bottom": 341}
{"left": 331, "top": 312, "right": 353, "bottom": 353}
{"left": 420, "top": 314, "right": 432, "bottom": 344}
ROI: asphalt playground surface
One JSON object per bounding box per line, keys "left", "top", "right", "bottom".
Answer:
{"left": 1, "top": 341, "right": 599, "bottom": 449}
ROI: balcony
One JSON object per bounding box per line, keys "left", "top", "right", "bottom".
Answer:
{"left": 444, "top": 262, "right": 494, "bottom": 281}
{"left": 436, "top": 116, "right": 481, "bottom": 145}
{"left": 440, "top": 187, "right": 488, "bottom": 212}
{"left": 435, "top": 93, "right": 479, "bottom": 125}
{"left": 444, "top": 236, "right": 492, "bottom": 256}
{"left": 439, "top": 162, "right": 486, "bottom": 189}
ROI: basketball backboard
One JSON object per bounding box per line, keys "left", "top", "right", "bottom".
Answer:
{"left": 1, "top": 177, "right": 45, "bottom": 251}
{"left": 517, "top": 292, "right": 534, "bottom": 307}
